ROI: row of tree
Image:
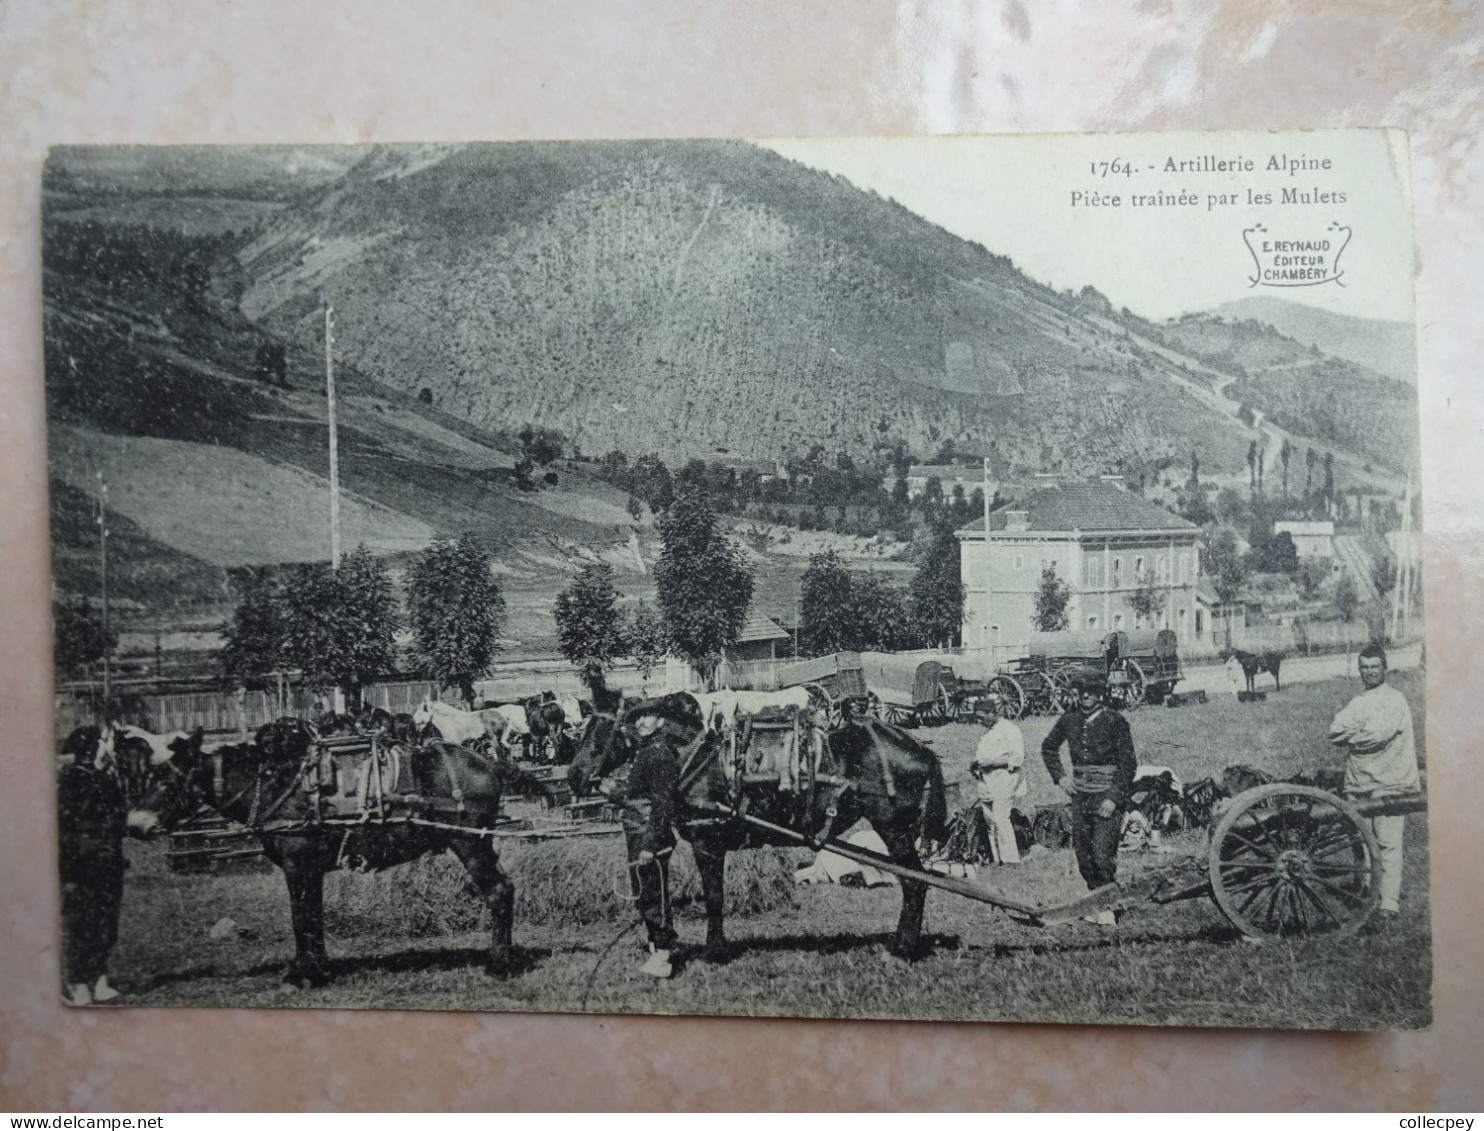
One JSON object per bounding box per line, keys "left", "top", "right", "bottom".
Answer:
{"left": 218, "top": 538, "right": 504, "bottom": 706}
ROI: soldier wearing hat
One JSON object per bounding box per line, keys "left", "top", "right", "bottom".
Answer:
{"left": 1040, "top": 670, "right": 1138, "bottom": 921}
{"left": 619, "top": 693, "right": 705, "bottom": 978}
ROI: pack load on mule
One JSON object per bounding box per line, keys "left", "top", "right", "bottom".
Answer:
{"left": 126, "top": 715, "right": 545, "bottom": 986}
{"left": 567, "top": 691, "right": 950, "bottom": 974}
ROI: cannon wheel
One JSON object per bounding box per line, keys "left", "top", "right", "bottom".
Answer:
{"left": 985, "top": 675, "right": 1027, "bottom": 720}
{"left": 1045, "top": 667, "right": 1079, "bottom": 714}
{"left": 1208, "top": 783, "right": 1382, "bottom": 939}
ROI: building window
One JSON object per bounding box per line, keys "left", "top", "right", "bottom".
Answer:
{"left": 1135, "top": 556, "right": 1144, "bottom": 578}
{"left": 1085, "top": 555, "right": 1104, "bottom": 588}
{"left": 1178, "top": 607, "right": 1188, "bottom": 636}
{"left": 1014, "top": 554, "right": 1024, "bottom": 571}
{"left": 1086, "top": 615, "right": 1098, "bottom": 630}
{"left": 1113, "top": 557, "right": 1122, "bottom": 588}
{"left": 1195, "top": 609, "right": 1204, "bottom": 635}
{"left": 1113, "top": 613, "right": 1124, "bottom": 629}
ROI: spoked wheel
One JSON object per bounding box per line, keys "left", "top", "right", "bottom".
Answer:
{"left": 1208, "top": 783, "right": 1382, "bottom": 939}
{"left": 1044, "top": 668, "right": 1078, "bottom": 714}
{"left": 1107, "top": 659, "right": 1146, "bottom": 710}
{"left": 985, "top": 675, "right": 1026, "bottom": 720}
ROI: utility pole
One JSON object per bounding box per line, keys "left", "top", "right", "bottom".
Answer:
{"left": 325, "top": 304, "right": 341, "bottom": 569}
{"left": 94, "top": 471, "right": 111, "bottom": 711}
{"left": 325, "top": 304, "right": 344, "bottom": 716}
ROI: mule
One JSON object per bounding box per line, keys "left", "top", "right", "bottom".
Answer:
{"left": 60, "top": 724, "right": 198, "bottom": 806}
{"left": 410, "top": 697, "right": 528, "bottom": 754}
{"left": 127, "top": 717, "right": 536, "bottom": 986}
{"left": 568, "top": 694, "right": 948, "bottom": 968}
{"left": 1223, "top": 648, "right": 1283, "bottom": 693}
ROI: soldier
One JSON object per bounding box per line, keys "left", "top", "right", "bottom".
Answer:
{"left": 620, "top": 694, "right": 705, "bottom": 979}
{"left": 1040, "top": 672, "right": 1138, "bottom": 924}
{"left": 57, "top": 726, "right": 129, "bottom": 1005}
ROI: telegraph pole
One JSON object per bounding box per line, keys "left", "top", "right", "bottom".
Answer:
{"left": 325, "top": 304, "right": 342, "bottom": 569}
{"left": 325, "top": 304, "right": 345, "bottom": 716}
{"left": 95, "top": 471, "right": 111, "bottom": 709}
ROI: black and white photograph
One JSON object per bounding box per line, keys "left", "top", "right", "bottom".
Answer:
{"left": 44, "top": 131, "right": 1428, "bottom": 1029}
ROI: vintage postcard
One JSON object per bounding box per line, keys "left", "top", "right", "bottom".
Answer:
{"left": 45, "top": 131, "right": 1428, "bottom": 1028}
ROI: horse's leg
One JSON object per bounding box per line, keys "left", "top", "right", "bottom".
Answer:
{"left": 449, "top": 834, "right": 516, "bottom": 976}
{"left": 692, "top": 838, "right": 728, "bottom": 961}
{"left": 875, "top": 819, "right": 928, "bottom": 961}
{"left": 281, "top": 849, "right": 331, "bottom": 987}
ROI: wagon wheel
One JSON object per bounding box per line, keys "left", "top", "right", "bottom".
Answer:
{"left": 1208, "top": 783, "right": 1382, "bottom": 940}
{"left": 865, "top": 692, "right": 884, "bottom": 720}
{"left": 985, "top": 675, "right": 1026, "bottom": 720}
{"left": 1109, "top": 659, "right": 1146, "bottom": 710}
{"left": 1044, "top": 668, "right": 1078, "bottom": 714}
{"left": 882, "top": 701, "right": 916, "bottom": 727}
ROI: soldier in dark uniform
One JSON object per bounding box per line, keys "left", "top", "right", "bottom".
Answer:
{"left": 57, "top": 726, "right": 129, "bottom": 1005}
{"left": 617, "top": 694, "right": 704, "bottom": 978}
{"left": 1040, "top": 673, "right": 1137, "bottom": 923}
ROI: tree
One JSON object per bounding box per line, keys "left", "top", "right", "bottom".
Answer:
{"left": 1190, "top": 449, "right": 1200, "bottom": 487}
{"left": 851, "top": 573, "right": 918, "bottom": 651}
{"left": 253, "top": 342, "right": 287, "bottom": 387}
{"left": 891, "top": 476, "right": 909, "bottom": 506}
{"left": 800, "top": 550, "right": 857, "bottom": 656}
{"left": 625, "top": 494, "right": 643, "bottom": 521}
{"left": 626, "top": 601, "right": 669, "bottom": 679}
{"left": 1126, "top": 567, "right": 1167, "bottom": 627}
{"left": 553, "top": 562, "right": 628, "bottom": 673}
{"left": 407, "top": 534, "right": 505, "bottom": 705}
{"left": 218, "top": 566, "right": 286, "bottom": 690}
{"left": 910, "top": 523, "right": 965, "bottom": 647}
{"left": 1280, "top": 438, "right": 1293, "bottom": 499}
{"left": 283, "top": 545, "right": 400, "bottom": 709}
{"left": 1305, "top": 446, "right": 1317, "bottom": 508}
{"left": 1296, "top": 559, "right": 1325, "bottom": 601}
{"left": 653, "top": 491, "right": 753, "bottom": 687}
{"left": 1258, "top": 530, "right": 1300, "bottom": 575}
{"left": 1031, "top": 564, "right": 1072, "bottom": 633}
{"left": 53, "top": 597, "right": 117, "bottom": 681}
{"left": 517, "top": 424, "right": 565, "bottom": 466}
{"left": 1335, "top": 573, "right": 1359, "bottom": 622}
{"left": 1206, "top": 527, "right": 1249, "bottom": 604}
{"left": 1247, "top": 440, "right": 1258, "bottom": 489}
{"left": 922, "top": 476, "right": 944, "bottom": 509}
{"left": 1322, "top": 452, "right": 1335, "bottom": 514}
{"left": 1372, "top": 553, "right": 1398, "bottom": 602}
{"left": 1215, "top": 487, "right": 1247, "bottom": 525}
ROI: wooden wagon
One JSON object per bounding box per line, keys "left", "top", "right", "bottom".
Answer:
{"left": 775, "top": 651, "right": 871, "bottom": 727}
{"left": 858, "top": 653, "right": 972, "bottom": 726}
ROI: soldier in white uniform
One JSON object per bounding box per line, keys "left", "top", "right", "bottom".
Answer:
{"left": 969, "top": 695, "right": 1027, "bottom": 864}
{"left": 1327, "top": 644, "right": 1421, "bottom": 924}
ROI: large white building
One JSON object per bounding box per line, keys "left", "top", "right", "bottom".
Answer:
{"left": 956, "top": 478, "right": 1203, "bottom": 651}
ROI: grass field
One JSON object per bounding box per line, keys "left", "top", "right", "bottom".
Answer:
{"left": 97, "top": 672, "right": 1430, "bottom": 1029}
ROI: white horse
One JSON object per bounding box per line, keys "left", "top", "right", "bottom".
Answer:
{"left": 411, "top": 697, "right": 528, "bottom": 753}
{"left": 691, "top": 686, "right": 815, "bottom": 732}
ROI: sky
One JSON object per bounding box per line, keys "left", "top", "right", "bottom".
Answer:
{"left": 761, "top": 131, "right": 1415, "bottom": 325}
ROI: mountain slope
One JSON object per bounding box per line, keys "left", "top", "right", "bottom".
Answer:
{"left": 235, "top": 141, "right": 1265, "bottom": 478}
{"left": 1211, "top": 297, "right": 1415, "bottom": 385}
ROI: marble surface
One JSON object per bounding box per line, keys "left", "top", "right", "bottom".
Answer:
{"left": 2, "top": 0, "right": 1481, "bottom": 1110}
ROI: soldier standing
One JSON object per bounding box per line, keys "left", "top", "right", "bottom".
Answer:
{"left": 57, "top": 726, "right": 129, "bottom": 1005}
{"left": 1040, "top": 673, "right": 1138, "bottom": 924}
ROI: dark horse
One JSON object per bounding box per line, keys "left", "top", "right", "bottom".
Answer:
{"left": 567, "top": 693, "right": 948, "bottom": 967}
{"left": 1223, "top": 648, "right": 1283, "bottom": 692}
{"left": 127, "top": 717, "right": 536, "bottom": 986}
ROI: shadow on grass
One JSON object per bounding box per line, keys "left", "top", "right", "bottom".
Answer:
{"left": 137, "top": 943, "right": 552, "bottom": 990}
{"left": 672, "top": 930, "right": 964, "bottom": 968}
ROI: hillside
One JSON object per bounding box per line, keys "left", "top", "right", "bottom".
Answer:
{"left": 1211, "top": 297, "right": 1415, "bottom": 386}
{"left": 234, "top": 141, "right": 1264, "bottom": 479}
{"left": 1156, "top": 312, "right": 1418, "bottom": 473}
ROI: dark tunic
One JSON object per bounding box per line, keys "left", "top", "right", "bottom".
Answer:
{"left": 57, "top": 761, "right": 128, "bottom": 986}
{"left": 1040, "top": 706, "right": 1137, "bottom": 890}
{"left": 1039, "top": 706, "right": 1137, "bottom": 805}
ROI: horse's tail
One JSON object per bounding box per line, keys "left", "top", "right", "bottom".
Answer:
{"left": 916, "top": 749, "right": 950, "bottom": 855}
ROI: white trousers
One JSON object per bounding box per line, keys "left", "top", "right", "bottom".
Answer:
{"left": 1366, "top": 814, "right": 1406, "bottom": 913}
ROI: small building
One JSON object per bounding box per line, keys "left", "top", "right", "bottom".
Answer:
{"left": 1194, "top": 578, "right": 1248, "bottom": 640}
{"left": 883, "top": 464, "right": 985, "bottom": 501}
{"left": 725, "top": 611, "right": 793, "bottom": 664}
{"left": 956, "top": 477, "right": 1203, "bottom": 650}
{"left": 1273, "top": 520, "right": 1335, "bottom": 560}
